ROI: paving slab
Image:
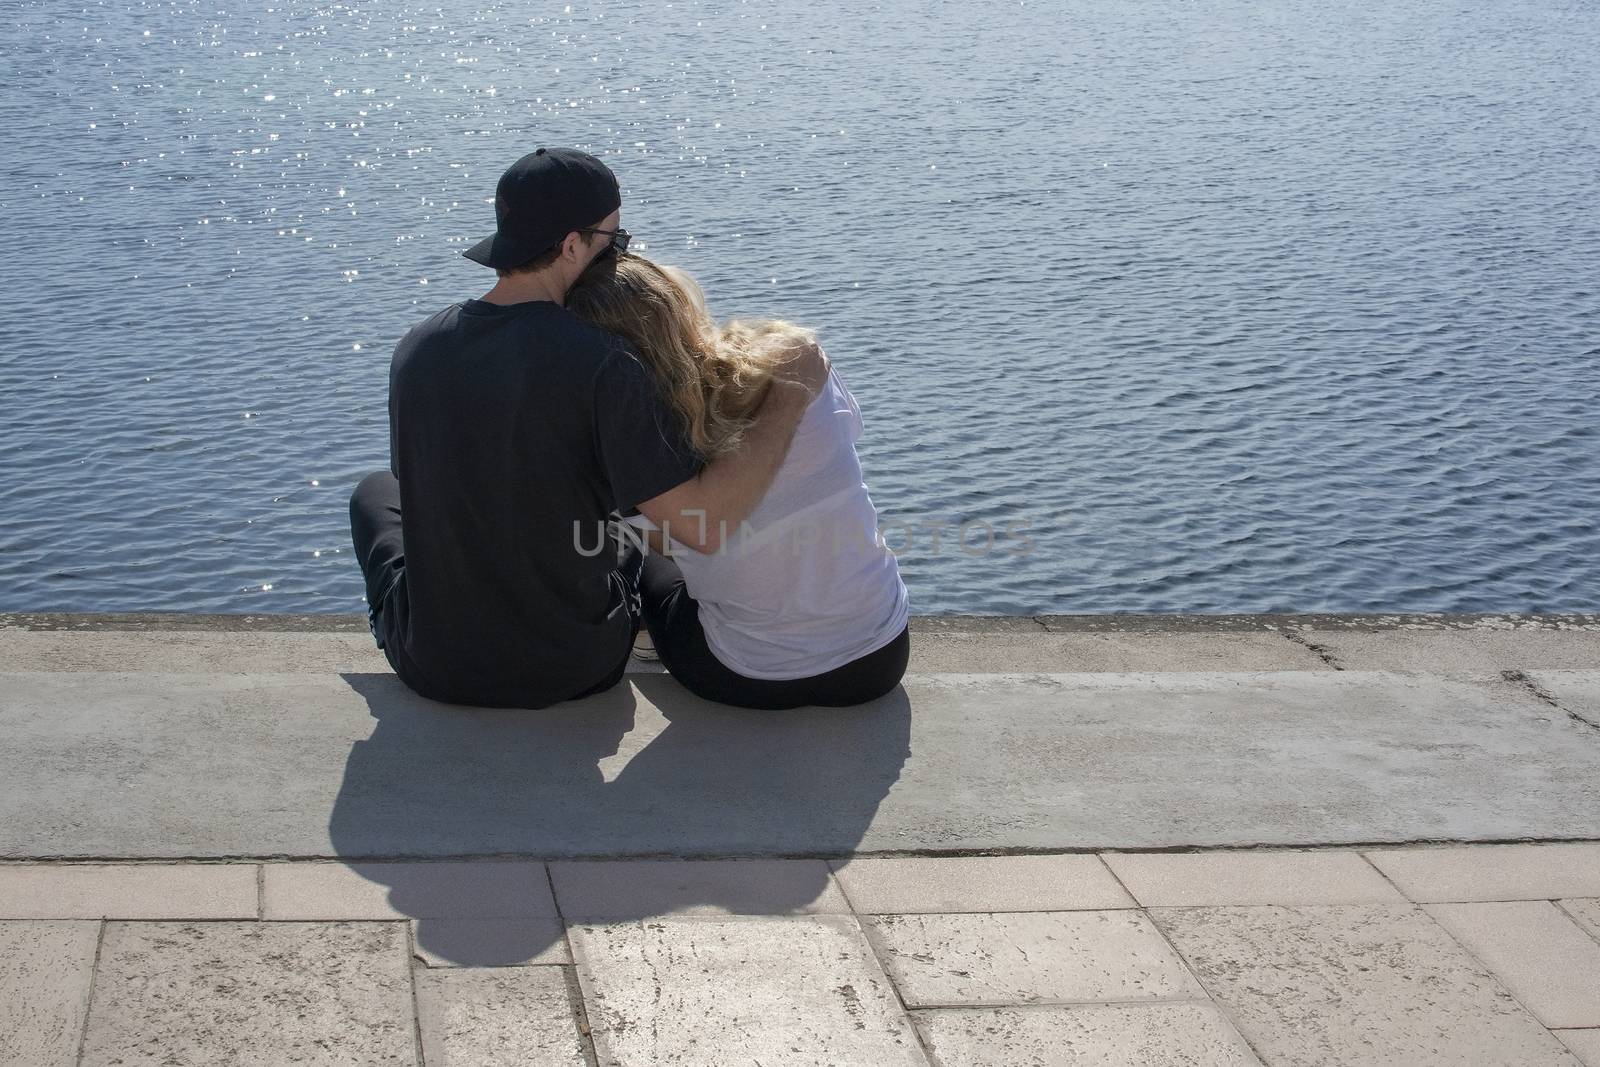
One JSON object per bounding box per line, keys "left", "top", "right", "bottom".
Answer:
{"left": 569, "top": 914, "right": 929, "bottom": 1066}
{"left": 0, "top": 920, "right": 99, "bottom": 1067}
{"left": 261, "top": 860, "right": 554, "bottom": 919}
{"left": 911, "top": 616, "right": 1052, "bottom": 635}
{"left": 0, "top": 624, "right": 1324, "bottom": 675}
{"left": 0, "top": 612, "right": 373, "bottom": 632}
{"left": 0, "top": 862, "right": 257, "bottom": 919}
{"left": 1526, "top": 670, "right": 1600, "bottom": 727}
{"left": 413, "top": 965, "right": 586, "bottom": 1066}
{"left": 1562, "top": 898, "right": 1600, "bottom": 944}
{"left": 862, "top": 911, "right": 1205, "bottom": 1007}
{"left": 904, "top": 632, "right": 1327, "bottom": 673}
{"left": 8, "top": 611, "right": 1594, "bottom": 635}
{"left": 1151, "top": 903, "right": 1579, "bottom": 1066}
{"left": 1100, "top": 849, "right": 1406, "bottom": 907}
{"left": 1297, "top": 629, "right": 1600, "bottom": 673}
{"left": 911, "top": 1003, "right": 1263, "bottom": 1067}
{"left": 78, "top": 920, "right": 416, "bottom": 1066}
{"left": 7, "top": 669, "right": 1600, "bottom": 858}
{"left": 829, "top": 855, "right": 1134, "bottom": 914}
{"left": 550, "top": 858, "right": 849, "bottom": 919}
{"left": 1362, "top": 843, "right": 1600, "bottom": 901}
{"left": 410, "top": 916, "right": 570, "bottom": 967}
{"left": 1555, "top": 1029, "right": 1600, "bottom": 1066}
{"left": 1423, "top": 901, "right": 1600, "bottom": 1029}
{"left": 0, "top": 629, "right": 390, "bottom": 673}
{"left": 1032, "top": 613, "right": 1600, "bottom": 634}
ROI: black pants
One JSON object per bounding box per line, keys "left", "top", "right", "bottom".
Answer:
{"left": 638, "top": 551, "right": 910, "bottom": 710}
{"left": 347, "top": 471, "right": 407, "bottom": 675}
{"left": 346, "top": 470, "right": 637, "bottom": 700}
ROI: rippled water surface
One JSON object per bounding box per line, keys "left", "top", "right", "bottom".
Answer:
{"left": 1, "top": 0, "right": 1597, "bottom": 615}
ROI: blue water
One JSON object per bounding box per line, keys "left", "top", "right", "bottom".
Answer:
{"left": 1, "top": 0, "right": 1597, "bottom": 615}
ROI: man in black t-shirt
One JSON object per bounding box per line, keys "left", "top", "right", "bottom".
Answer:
{"left": 347, "top": 147, "right": 825, "bottom": 708}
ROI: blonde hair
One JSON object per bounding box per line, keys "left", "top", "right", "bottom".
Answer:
{"left": 567, "top": 253, "right": 816, "bottom": 459}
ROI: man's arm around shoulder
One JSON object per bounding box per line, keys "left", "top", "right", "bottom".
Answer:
{"left": 637, "top": 340, "right": 828, "bottom": 554}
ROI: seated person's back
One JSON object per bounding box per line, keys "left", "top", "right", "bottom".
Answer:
{"left": 627, "top": 362, "right": 907, "bottom": 679}
{"left": 564, "top": 253, "right": 909, "bottom": 686}
{"left": 386, "top": 299, "right": 702, "bottom": 705}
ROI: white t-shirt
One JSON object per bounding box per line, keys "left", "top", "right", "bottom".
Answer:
{"left": 626, "top": 365, "right": 909, "bottom": 680}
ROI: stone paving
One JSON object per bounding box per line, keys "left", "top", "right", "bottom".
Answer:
{"left": 3, "top": 612, "right": 1600, "bottom": 1064}
{"left": 2, "top": 846, "right": 1600, "bottom": 1065}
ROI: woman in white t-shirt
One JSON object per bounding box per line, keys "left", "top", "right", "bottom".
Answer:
{"left": 567, "top": 253, "right": 909, "bottom": 709}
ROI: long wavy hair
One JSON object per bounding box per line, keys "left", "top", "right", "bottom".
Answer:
{"left": 567, "top": 252, "right": 817, "bottom": 460}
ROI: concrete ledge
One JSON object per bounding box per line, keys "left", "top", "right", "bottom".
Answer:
{"left": 6, "top": 614, "right": 1598, "bottom": 676}
{"left": 2, "top": 612, "right": 1596, "bottom": 864}
{"left": 5, "top": 669, "right": 1600, "bottom": 860}
{"left": 1039, "top": 613, "right": 1600, "bottom": 633}
{"left": 5, "top": 617, "right": 1595, "bottom": 1061}
{"left": 5, "top": 611, "right": 1598, "bottom": 633}
{"left": 0, "top": 612, "right": 375, "bottom": 632}
{"left": 0, "top": 628, "right": 1338, "bottom": 675}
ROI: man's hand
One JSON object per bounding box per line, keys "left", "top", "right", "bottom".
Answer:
{"left": 764, "top": 336, "right": 830, "bottom": 399}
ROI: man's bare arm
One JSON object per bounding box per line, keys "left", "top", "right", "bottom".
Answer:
{"left": 637, "top": 341, "right": 828, "bottom": 554}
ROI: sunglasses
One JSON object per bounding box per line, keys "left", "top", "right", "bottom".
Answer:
{"left": 580, "top": 227, "right": 631, "bottom": 256}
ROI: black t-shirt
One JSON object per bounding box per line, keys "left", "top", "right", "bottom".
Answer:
{"left": 381, "top": 297, "right": 703, "bottom": 707}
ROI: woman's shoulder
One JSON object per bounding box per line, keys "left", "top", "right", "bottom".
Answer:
{"left": 816, "top": 364, "right": 864, "bottom": 439}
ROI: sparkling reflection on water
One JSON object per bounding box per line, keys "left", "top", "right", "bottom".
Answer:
{"left": 0, "top": 0, "right": 1596, "bottom": 615}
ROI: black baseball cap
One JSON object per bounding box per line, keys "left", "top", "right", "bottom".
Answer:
{"left": 462, "top": 147, "right": 621, "bottom": 269}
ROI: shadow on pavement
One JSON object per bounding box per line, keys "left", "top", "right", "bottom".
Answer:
{"left": 329, "top": 671, "right": 911, "bottom": 965}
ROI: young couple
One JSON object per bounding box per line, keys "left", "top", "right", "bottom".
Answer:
{"left": 348, "top": 147, "right": 909, "bottom": 711}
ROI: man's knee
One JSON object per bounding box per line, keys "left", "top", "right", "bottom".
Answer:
{"left": 350, "top": 469, "right": 398, "bottom": 521}
{"left": 353, "top": 468, "right": 397, "bottom": 500}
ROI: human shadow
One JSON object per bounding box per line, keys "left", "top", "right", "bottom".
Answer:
{"left": 329, "top": 671, "right": 912, "bottom": 965}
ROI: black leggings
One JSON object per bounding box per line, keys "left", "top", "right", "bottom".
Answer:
{"left": 639, "top": 551, "right": 909, "bottom": 710}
